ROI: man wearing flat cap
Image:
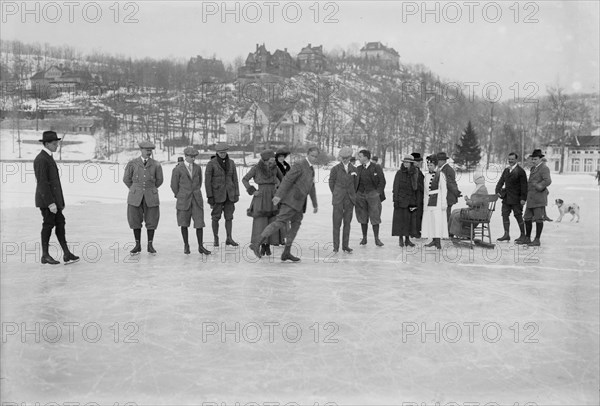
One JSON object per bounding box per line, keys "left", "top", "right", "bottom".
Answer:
{"left": 34, "top": 130, "right": 80, "bottom": 265}
{"left": 328, "top": 147, "right": 358, "bottom": 253}
{"left": 436, "top": 152, "right": 462, "bottom": 228}
{"left": 205, "top": 142, "right": 240, "bottom": 247}
{"left": 123, "top": 140, "right": 164, "bottom": 254}
{"left": 516, "top": 149, "right": 552, "bottom": 247}
{"left": 171, "top": 146, "right": 211, "bottom": 256}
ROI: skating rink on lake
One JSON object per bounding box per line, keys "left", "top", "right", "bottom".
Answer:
{"left": 1, "top": 162, "right": 598, "bottom": 404}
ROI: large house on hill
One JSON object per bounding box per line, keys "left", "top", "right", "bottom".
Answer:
{"left": 543, "top": 128, "right": 600, "bottom": 173}
{"left": 360, "top": 42, "right": 400, "bottom": 69}
{"left": 297, "top": 43, "right": 326, "bottom": 72}
{"left": 30, "top": 65, "right": 93, "bottom": 93}
{"left": 224, "top": 102, "right": 306, "bottom": 147}
{"left": 187, "top": 56, "right": 226, "bottom": 80}
{"left": 238, "top": 44, "right": 297, "bottom": 80}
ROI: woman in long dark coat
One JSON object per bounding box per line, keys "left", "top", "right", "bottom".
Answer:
{"left": 392, "top": 155, "right": 419, "bottom": 247}
{"left": 242, "top": 150, "right": 284, "bottom": 256}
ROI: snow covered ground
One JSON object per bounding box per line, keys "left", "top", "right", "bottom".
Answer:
{"left": 1, "top": 157, "right": 598, "bottom": 404}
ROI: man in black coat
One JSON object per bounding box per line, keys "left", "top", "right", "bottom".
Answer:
{"left": 410, "top": 152, "right": 425, "bottom": 238}
{"left": 34, "top": 131, "right": 79, "bottom": 265}
{"left": 495, "top": 152, "right": 528, "bottom": 241}
{"left": 437, "top": 152, "right": 461, "bottom": 227}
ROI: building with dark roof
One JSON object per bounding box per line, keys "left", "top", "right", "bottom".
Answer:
{"left": 238, "top": 43, "right": 298, "bottom": 79}
{"left": 544, "top": 128, "right": 600, "bottom": 173}
{"left": 187, "top": 56, "right": 225, "bottom": 80}
{"left": 360, "top": 41, "right": 400, "bottom": 69}
{"left": 225, "top": 101, "right": 306, "bottom": 146}
{"left": 297, "top": 43, "right": 326, "bottom": 72}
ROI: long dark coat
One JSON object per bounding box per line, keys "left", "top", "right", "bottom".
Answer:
{"left": 392, "top": 166, "right": 418, "bottom": 236}
{"left": 34, "top": 150, "right": 65, "bottom": 209}
{"left": 526, "top": 161, "right": 552, "bottom": 208}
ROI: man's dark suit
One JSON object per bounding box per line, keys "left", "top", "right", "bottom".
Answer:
{"left": 495, "top": 164, "right": 528, "bottom": 232}
{"left": 260, "top": 158, "right": 317, "bottom": 246}
{"left": 34, "top": 150, "right": 69, "bottom": 259}
{"left": 329, "top": 162, "right": 358, "bottom": 250}
{"left": 439, "top": 162, "right": 461, "bottom": 223}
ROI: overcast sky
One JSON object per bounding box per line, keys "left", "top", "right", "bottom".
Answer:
{"left": 2, "top": 0, "right": 598, "bottom": 99}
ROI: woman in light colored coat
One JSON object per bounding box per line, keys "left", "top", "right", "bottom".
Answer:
{"left": 421, "top": 155, "right": 448, "bottom": 249}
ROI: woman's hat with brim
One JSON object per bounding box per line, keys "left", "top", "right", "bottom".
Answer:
{"left": 411, "top": 152, "right": 422, "bottom": 162}
{"left": 402, "top": 155, "right": 415, "bottom": 163}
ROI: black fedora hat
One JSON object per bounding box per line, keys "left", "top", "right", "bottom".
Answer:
{"left": 39, "top": 131, "right": 61, "bottom": 143}
{"left": 436, "top": 152, "right": 449, "bottom": 161}
{"left": 529, "top": 149, "right": 545, "bottom": 158}
{"left": 411, "top": 152, "right": 423, "bottom": 162}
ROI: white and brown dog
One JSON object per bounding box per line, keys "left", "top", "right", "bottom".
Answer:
{"left": 555, "top": 199, "right": 580, "bottom": 222}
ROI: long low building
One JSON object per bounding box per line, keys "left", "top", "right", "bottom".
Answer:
{"left": 544, "top": 128, "right": 600, "bottom": 173}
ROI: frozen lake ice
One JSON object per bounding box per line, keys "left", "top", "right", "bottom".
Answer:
{"left": 1, "top": 162, "right": 598, "bottom": 404}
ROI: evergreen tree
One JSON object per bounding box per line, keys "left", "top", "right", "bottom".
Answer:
{"left": 454, "top": 121, "right": 482, "bottom": 170}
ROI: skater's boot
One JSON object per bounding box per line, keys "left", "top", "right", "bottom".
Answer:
{"left": 424, "top": 239, "right": 437, "bottom": 247}
{"left": 360, "top": 223, "right": 368, "bottom": 245}
{"left": 398, "top": 237, "right": 404, "bottom": 247}
{"left": 195, "top": 228, "right": 211, "bottom": 254}
{"left": 516, "top": 221, "right": 532, "bottom": 244}
{"left": 147, "top": 230, "right": 156, "bottom": 253}
{"left": 281, "top": 245, "right": 300, "bottom": 262}
{"left": 130, "top": 228, "right": 142, "bottom": 254}
{"left": 130, "top": 241, "right": 141, "bottom": 254}
{"left": 63, "top": 252, "right": 80, "bottom": 264}
{"left": 263, "top": 244, "right": 272, "bottom": 256}
{"left": 212, "top": 219, "right": 219, "bottom": 246}
{"left": 404, "top": 236, "right": 415, "bottom": 247}
{"left": 225, "top": 220, "right": 238, "bottom": 246}
{"left": 373, "top": 224, "right": 384, "bottom": 247}
{"left": 181, "top": 227, "right": 190, "bottom": 254}
{"left": 497, "top": 221, "right": 511, "bottom": 241}
{"left": 434, "top": 238, "right": 442, "bottom": 249}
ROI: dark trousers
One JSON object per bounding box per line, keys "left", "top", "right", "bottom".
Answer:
{"left": 211, "top": 199, "right": 235, "bottom": 221}
{"left": 501, "top": 202, "right": 524, "bottom": 224}
{"left": 40, "top": 208, "right": 68, "bottom": 255}
{"left": 128, "top": 197, "right": 160, "bottom": 229}
{"left": 332, "top": 199, "right": 354, "bottom": 250}
{"left": 260, "top": 203, "right": 303, "bottom": 246}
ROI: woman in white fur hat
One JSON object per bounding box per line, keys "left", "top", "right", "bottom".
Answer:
{"left": 448, "top": 169, "right": 489, "bottom": 238}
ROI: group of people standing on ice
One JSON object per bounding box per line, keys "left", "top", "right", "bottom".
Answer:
{"left": 33, "top": 129, "right": 552, "bottom": 264}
